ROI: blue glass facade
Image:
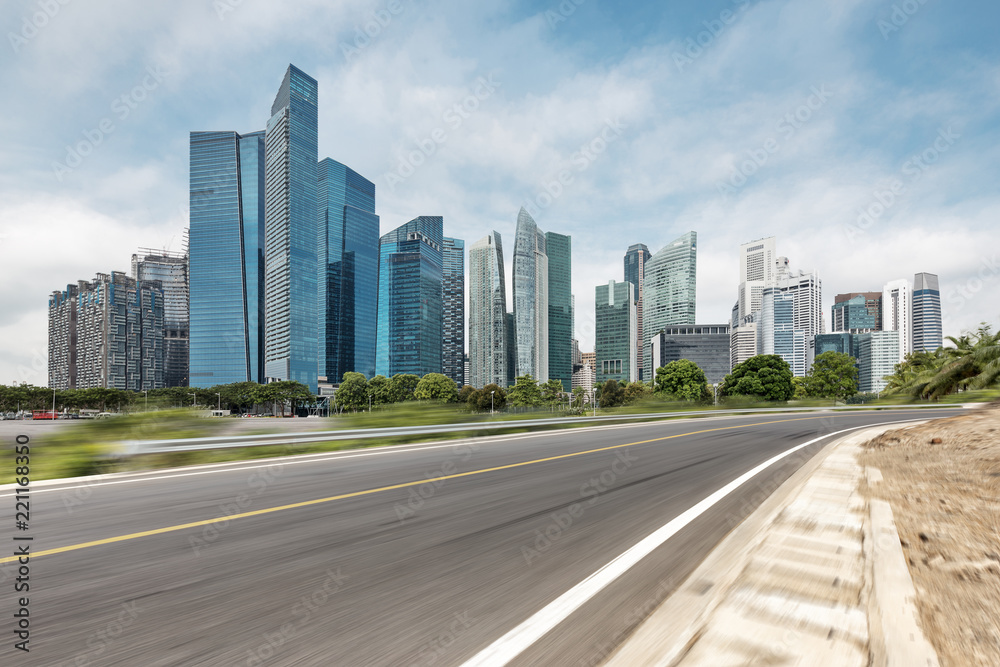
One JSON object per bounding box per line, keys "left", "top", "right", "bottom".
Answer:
{"left": 912, "top": 273, "right": 943, "bottom": 352}
{"left": 376, "top": 217, "right": 444, "bottom": 378}
{"left": 265, "top": 65, "right": 319, "bottom": 392}
{"left": 189, "top": 130, "right": 266, "bottom": 387}
{"left": 546, "top": 231, "right": 572, "bottom": 391}
{"left": 318, "top": 158, "right": 379, "bottom": 381}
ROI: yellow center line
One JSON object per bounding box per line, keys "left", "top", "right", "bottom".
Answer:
{"left": 5, "top": 415, "right": 834, "bottom": 563}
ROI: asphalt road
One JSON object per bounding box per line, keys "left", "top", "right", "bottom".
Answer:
{"left": 0, "top": 408, "right": 962, "bottom": 666}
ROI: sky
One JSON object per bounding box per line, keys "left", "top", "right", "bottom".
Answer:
{"left": 2, "top": 0, "right": 999, "bottom": 386}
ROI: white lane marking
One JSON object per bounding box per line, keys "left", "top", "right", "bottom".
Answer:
{"left": 460, "top": 419, "right": 921, "bottom": 667}
{"left": 0, "top": 418, "right": 669, "bottom": 497}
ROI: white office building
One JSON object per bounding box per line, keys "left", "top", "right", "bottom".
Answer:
{"left": 882, "top": 279, "right": 911, "bottom": 364}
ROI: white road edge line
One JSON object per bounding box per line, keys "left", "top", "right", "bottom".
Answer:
{"left": 460, "top": 419, "right": 921, "bottom": 667}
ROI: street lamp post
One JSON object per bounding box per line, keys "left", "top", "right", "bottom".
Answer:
{"left": 216, "top": 392, "right": 222, "bottom": 411}
{"left": 52, "top": 387, "right": 56, "bottom": 417}
{"left": 143, "top": 389, "right": 148, "bottom": 412}
{"left": 190, "top": 392, "right": 196, "bottom": 407}
{"left": 490, "top": 390, "right": 495, "bottom": 415}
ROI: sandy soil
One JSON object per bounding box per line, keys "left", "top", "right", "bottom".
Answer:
{"left": 860, "top": 405, "right": 1000, "bottom": 667}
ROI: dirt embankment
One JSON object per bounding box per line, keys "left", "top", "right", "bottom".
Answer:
{"left": 860, "top": 405, "right": 1000, "bottom": 667}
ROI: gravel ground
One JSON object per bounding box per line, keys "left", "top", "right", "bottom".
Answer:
{"left": 860, "top": 405, "right": 1000, "bottom": 667}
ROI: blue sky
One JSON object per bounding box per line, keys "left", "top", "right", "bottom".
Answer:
{"left": 2, "top": 0, "right": 999, "bottom": 385}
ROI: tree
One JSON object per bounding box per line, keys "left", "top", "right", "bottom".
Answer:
{"left": 336, "top": 373, "right": 369, "bottom": 412}
{"left": 367, "top": 375, "right": 391, "bottom": 406}
{"left": 598, "top": 380, "right": 625, "bottom": 408}
{"left": 541, "top": 379, "right": 565, "bottom": 405}
{"left": 718, "top": 355, "right": 794, "bottom": 402}
{"left": 457, "top": 384, "right": 476, "bottom": 405}
{"left": 387, "top": 374, "right": 420, "bottom": 403}
{"left": 507, "top": 374, "right": 542, "bottom": 407}
{"left": 623, "top": 381, "right": 653, "bottom": 404}
{"left": 654, "top": 360, "right": 710, "bottom": 401}
{"left": 803, "top": 351, "right": 858, "bottom": 401}
{"left": 571, "top": 386, "right": 587, "bottom": 408}
{"left": 469, "top": 384, "right": 506, "bottom": 412}
{"left": 415, "top": 373, "right": 459, "bottom": 402}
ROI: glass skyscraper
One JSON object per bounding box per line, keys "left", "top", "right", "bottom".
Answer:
{"left": 912, "top": 272, "right": 942, "bottom": 353}
{"left": 189, "top": 130, "right": 266, "bottom": 387}
{"left": 468, "top": 232, "right": 507, "bottom": 389}
{"left": 442, "top": 237, "right": 466, "bottom": 387}
{"left": 376, "top": 216, "right": 444, "bottom": 378}
{"left": 264, "top": 64, "right": 319, "bottom": 392}
{"left": 624, "top": 243, "right": 651, "bottom": 381}
{"left": 317, "top": 158, "right": 379, "bottom": 382}
{"left": 132, "top": 250, "right": 189, "bottom": 387}
{"left": 832, "top": 292, "right": 881, "bottom": 332}
{"left": 642, "top": 231, "right": 697, "bottom": 374}
{"left": 513, "top": 207, "right": 548, "bottom": 382}
{"left": 595, "top": 280, "right": 637, "bottom": 383}
{"left": 546, "top": 231, "right": 572, "bottom": 391}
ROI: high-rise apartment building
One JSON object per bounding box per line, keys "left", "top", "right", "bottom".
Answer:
{"left": 642, "top": 231, "right": 697, "bottom": 373}
{"left": 512, "top": 207, "right": 548, "bottom": 381}
{"left": 442, "top": 237, "right": 466, "bottom": 387}
{"left": 468, "top": 232, "right": 508, "bottom": 389}
{"left": 132, "top": 249, "right": 189, "bottom": 387}
{"left": 264, "top": 64, "right": 319, "bottom": 391}
{"left": 595, "top": 280, "right": 637, "bottom": 384}
{"left": 49, "top": 272, "right": 164, "bottom": 390}
{"left": 624, "top": 243, "right": 651, "bottom": 381}
{"left": 832, "top": 292, "right": 881, "bottom": 333}
{"left": 505, "top": 312, "right": 517, "bottom": 386}
{"left": 912, "top": 272, "right": 942, "bottom": 353}
{"left": 882, "top": 279, "right": 911, "bottom": 363}
{"left": 189, "top": 130, "right": 266, "bottom": 387}
{"left": 317, "top": 157, "right": 379, "bottom": 382}
{"left": 376, "top": 216, "right": 444, "bottom": 378}
{"left": 546, "top": 231, "right": 572, "bottom": 391}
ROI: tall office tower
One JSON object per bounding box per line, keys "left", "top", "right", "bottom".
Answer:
{"left": 264, "top": 64, "right": 319, "bottom": 392}
{"left": 317, "top": 158, "right": 379, "bottom": 382}
{"left": 442, "top": 237, "right": 466, "bottom": 387}
{"left": 189, "top": 130, "right": 266, "bottom": 387}
{"left": 912, "top": 273, "right": 943, "bottom": 353}
{"left": 759, "top": 288, "right": 808, "bottom": 376}
{"left": 132, "top": 249, "right": 189, "bottom": 387}
{"left": 624, "top": 243, "right": 651, "bottom": 380}
{"left": 505, "top": 312, "right": 517, "bottom": 386}
{"left": 882, "top": 278, "right": 911, "bottom": 363}
{"left": 376, "top": 216, "right": 444, "bottom": 378}
{"left": 571, "top": 338, "right": 581, "bottom": 367}
{"left": 48, "top": 284, "right": 79, "bottom": 389}
{"left": 468, "top": 232, "right": 508, "bottom": 389}
{"left": 857, "top": 330, "right": 900, "bottom": 393}
{"left": 650, "top": 324, "right": 731, "bottom": 385}
{"left": 832, "top": 292, "right": 882, "bottom": 332}
{"left": 512, "top": 207, "right": 549, "bottom": 381}
{"left": 52, "top": 272, "right": 164, "bottom": 390}
{"left": 777, "top": 268, "right": 823, "bottom": 337}
{"left": 730, "top": 322, "right": 758, "bottom": 369}
{"left": 737, "top": 237, "right": 777, "bottom": 321}
{"left": 595, "top": 280, "right": 637, "bottom": 384}
{"left": 546, "top": 231, "right": 572, "bottom": 391}
{"left": 642, "top": 232, "right": 697, "bottom": 373}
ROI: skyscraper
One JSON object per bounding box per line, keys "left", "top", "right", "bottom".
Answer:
{"left": 882, "top": 278, "right": 911, "bottom": 363}
{"left": 546, "top": 231, "right": 572, "bottom": 391}
{"left": 376, "top": 216, "right": 444, "bottom": 378}
{"left": 737, "top": 237, "right": 777, "bottom": 321}
{"left": 132, "top": 249, "right": 189, "bottom": 387}
{"left": 468, "top": 232, "right": 507, "bottom": 388}
{"left": 624, "top": 243, "right": 651, "bottom": 381}
{"left": 264, "top": 64, "right": 319, "bottom": 391}
{"left": 189, "top": 130, "right": 266, "bottom": 387}
{"left": 832, "top": 292, "right": 881, "bottom": 332}
{"left": 317, "top": 157, "right": 379, "bottom": 382}
{"left": 643, "top": 231, "right": 697, "bottom": 373}
{"left": 442, "top": 237, "right": 466, "bottom": 387}
{"left": 912, "top": 272, "right": 942, "bottom": 353}
{"left": 512, "top": 207, "right": 548, "bottom": 381}
{"left": 756, "top": 266, "right": 822, "bottom": 377}
{"left": 857, "top": 330, "right": 900, "bottom": 393}
{"left": 595, "top": 280, "right": 637, "bottom": 384}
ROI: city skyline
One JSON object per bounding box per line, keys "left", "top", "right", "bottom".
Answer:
{"left": 4, "top": 1, "right": 1000, "bottom": 385}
